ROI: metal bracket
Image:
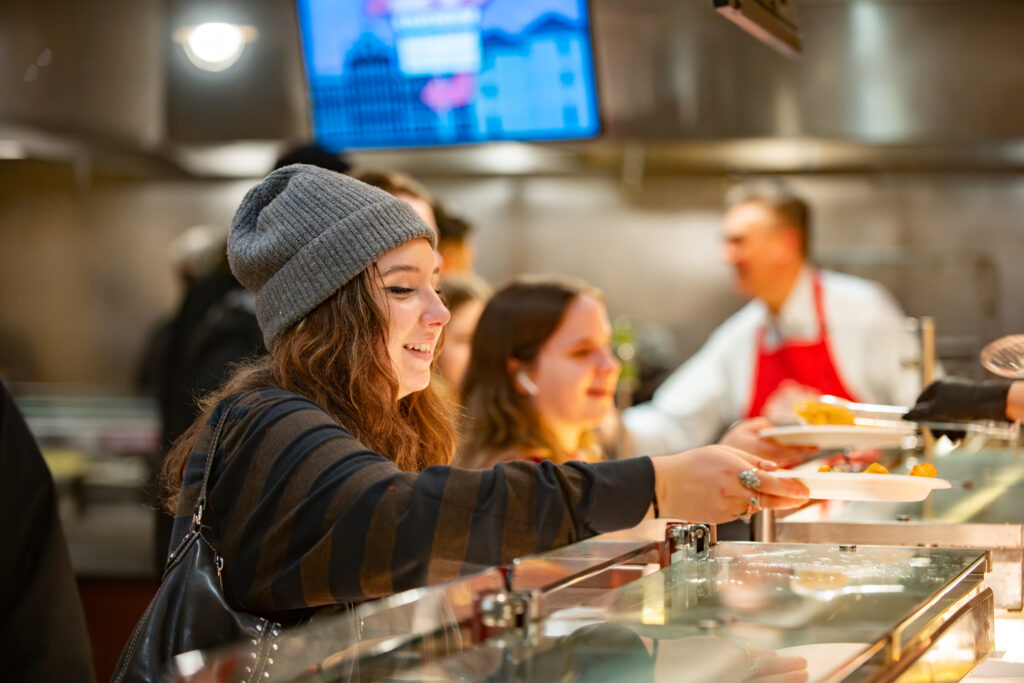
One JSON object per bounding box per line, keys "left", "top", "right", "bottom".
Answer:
{"left": 664, "top": 522, "right": 713, "bottom": 565}
{"left": 473, "top": 588, "right": 541, "bottom": 639}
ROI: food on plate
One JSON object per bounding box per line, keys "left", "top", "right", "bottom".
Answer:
{"left": 794, "top": 401, "right": 856, "bottom": 426}
{"left": 817, "top": 465, "right": 833, "bottom": 472}
{"left": 864, "top": 463, "right": 889, "bottom": 475}
{"left": 909, "top": 462, "right": 938, "bottom": 478}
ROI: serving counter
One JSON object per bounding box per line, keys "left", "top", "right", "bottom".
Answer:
{"left": 172, "top": 522, "right": 993, "bottom": 682}
{"left": 774, "top": 448, "right": 1024, "bottom": 611}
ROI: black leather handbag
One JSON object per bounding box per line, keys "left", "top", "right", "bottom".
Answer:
{"left": 113, "top": 404, "right": 282, "bottom": 683}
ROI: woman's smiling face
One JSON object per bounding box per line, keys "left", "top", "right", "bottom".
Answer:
{"left": 374, "top": 238, "right": 450, "bottom": 399}
{"left": 523, "top": 293, "right": 621, "bottom": 437}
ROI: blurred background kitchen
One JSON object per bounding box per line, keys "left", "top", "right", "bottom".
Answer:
{"left": 2, "top": 0, "right": 1024, "bottom": 679}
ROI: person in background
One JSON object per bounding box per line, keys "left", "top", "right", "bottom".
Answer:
{"left": 143, "top": 226, "right": 264, "bottom": 575}
{"left": 436, "top": 272, "right": 491, "bottom": 392}
{"left": 457, "top": 276, "right": 618, "bottom": 467}
{"left": 135, "top": 166, "right": 805, "bottom": 670}
{"left": 455, "top": 276, "right": 813, "bottom": 469}
{"left": 434, "top": 203, "right": 476, "bottom": 275}
{"left": 348, "top": 167, "right": 438, "bottom": 233}
{"left": 0, "top": 380, "right": 94, "bottom": 682}
{"left": 624, "top": 179, "right": 924, "bottom": 459}
{"left": 904, "top": 377, "right": 1024, "bottom": 423}
{"left": 273, "top": 142, "right": 352, "bottom": 175}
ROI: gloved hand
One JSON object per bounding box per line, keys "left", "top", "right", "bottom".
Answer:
{"left": 903, "top": 378, "right": 1013, "bottom": 423}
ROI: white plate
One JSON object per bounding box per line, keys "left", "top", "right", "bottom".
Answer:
{"left": 774, "top": 643, "right": 870, "bottom": 683}
{"left": 760, "top": 424, "right": 914, "bottom": 449}
{"left": 771, "top": 471, "right": 951, "bottom": 502}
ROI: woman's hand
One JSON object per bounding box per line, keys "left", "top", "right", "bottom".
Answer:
{"left": 720, "top": 418, "right": 818, "bottom": 467}
{"left": 650, "top": 446, "right": 809, "bottom": 524}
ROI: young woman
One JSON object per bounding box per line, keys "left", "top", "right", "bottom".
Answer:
{"left": 456, "top": 276, "right": 814, "bottom": 469}
{"left": 456, "top": 276, "right": 617, "bottom": 466}
{"left": 158, "top": 165, "right": 807, "bottom": 633}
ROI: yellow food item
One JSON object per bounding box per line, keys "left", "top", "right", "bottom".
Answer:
{"left": 790, "top": 567, "right": 849, "bottom": 592}
{"left": 910, "top": 462, "right": 938, "bottom": 478}
{"left": 818, "top": 465, "right": 832, "bottom": 472}
{"left": 794, "top": 401, "right": 856, "bottom": 426}
{"left": 864, "top": 463, "right": 889, "bottom": 474}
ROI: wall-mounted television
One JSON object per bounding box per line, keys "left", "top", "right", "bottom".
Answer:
{"left": 296, "top": 0, "right": 601, "bottom": 150}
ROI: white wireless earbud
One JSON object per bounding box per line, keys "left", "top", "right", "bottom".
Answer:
{"left": 516, "top": 371, "right": 540, "bottom": 397}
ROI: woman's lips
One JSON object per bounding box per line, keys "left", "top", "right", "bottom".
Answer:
{"left": 402, "top": 341, "right": 435, "bottom": 361}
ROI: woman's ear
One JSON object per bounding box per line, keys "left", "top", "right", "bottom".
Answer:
{"left": 507, "top": 359, "right": 539, "bottom": 397}
{"left": 516, "top": 371, "right": 540, "bottom": 397}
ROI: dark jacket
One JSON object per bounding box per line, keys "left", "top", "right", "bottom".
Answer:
{"left": 170, "top": 388, "right": 655, "bottom": 620}
{"left": 0, "top": 380, "right": 95, "bottom": 682}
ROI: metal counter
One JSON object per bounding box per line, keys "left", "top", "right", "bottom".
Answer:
{"left": 173, "top": 523, "right": 993, "bottom": 682}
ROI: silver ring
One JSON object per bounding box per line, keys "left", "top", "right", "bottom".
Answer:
{"left": 739, "top": 468, "right": 761, "bottom": 490}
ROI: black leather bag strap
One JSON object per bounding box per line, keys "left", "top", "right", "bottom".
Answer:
{"left": 163, "top": 396, "right": 237, "bottom": 571}
{"left": 191, "top": 397, "right": 235, "bottom": 529}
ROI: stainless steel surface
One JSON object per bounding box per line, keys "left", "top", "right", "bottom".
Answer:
{"left": 4, "top": 1, "right": 1024, "bottom": 175}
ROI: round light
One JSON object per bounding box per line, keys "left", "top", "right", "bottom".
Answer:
{"left": 173, "top": 22, "right": 257, "bottom": 72}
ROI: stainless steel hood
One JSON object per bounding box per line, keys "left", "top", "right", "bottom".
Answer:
{"left": 1, "top": 0, "right": 1023, "bottom": 177}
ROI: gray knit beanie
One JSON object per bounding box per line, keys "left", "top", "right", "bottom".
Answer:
{"left": 228, "top": 164, "right": 438, "bottom": 347}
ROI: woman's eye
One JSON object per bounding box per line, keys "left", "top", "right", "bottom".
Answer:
{"left": 386, "top": 286, "right": 414, "bottom": 296}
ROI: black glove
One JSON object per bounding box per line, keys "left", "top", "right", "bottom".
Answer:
{"left": 903, "top": 378, "right": 1013, "bottom": 423}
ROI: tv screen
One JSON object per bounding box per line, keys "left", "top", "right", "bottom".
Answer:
{"left": 296, "top": 0, "right": 601, "bottom": 150}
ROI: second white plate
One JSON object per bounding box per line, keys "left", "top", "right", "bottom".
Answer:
{"left": 771, "top": 471, "right": 951, "bottom": 502}
{"left": 760, "top": 424, "right": 914, "bottom": 449}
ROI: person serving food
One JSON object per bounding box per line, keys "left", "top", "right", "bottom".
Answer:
{"left": 624, "top": 180, "right": 925, "bottom": 457}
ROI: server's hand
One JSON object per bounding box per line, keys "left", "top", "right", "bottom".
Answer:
{"left": 720, "top": 418, "right": 818, "bottom": 467}
{"left": 903, "top": 378, "right": 1012, "bottom": 423}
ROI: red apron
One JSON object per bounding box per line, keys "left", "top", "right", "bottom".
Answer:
{"left": 745, "top": 271, "right": 859, "bottom": 418}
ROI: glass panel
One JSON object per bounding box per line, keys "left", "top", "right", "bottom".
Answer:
{"left": 173, "top": 541, "right": 987, "bottom": 683}
{"left": 406, "top": 543, "right": 987, "bottom": 683}
{"left": 173, "top": 568, "right": 508, "bottom": 682}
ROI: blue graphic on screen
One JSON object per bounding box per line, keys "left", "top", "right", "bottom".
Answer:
{"left": 296, "top": 0, "right": 601, "bottom": 150}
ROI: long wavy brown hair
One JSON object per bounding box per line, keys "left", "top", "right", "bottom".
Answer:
{"left": 455, "top": 275, "right": 602, "bottom": 468}
{"left": 161, "top": 269, "right": 457, "bottom": 512}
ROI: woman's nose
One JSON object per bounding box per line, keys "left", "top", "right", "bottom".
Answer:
{"left": 424, "top": 290, "right": 451, "bottom": 326}
{"left": 599, "top": 348, "right": 621, "bottom": 374}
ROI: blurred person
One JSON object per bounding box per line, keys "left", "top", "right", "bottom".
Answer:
{"left": 456, "top": 276, "right": 813, "bottom": 469}
{"left": 120, "top": 165, "right": 807, "bottom": 675}
{"left": 624, "top": 179, "right": 924, "bottom": 458}
{"left": 436, "top": 273, "right": 491, "bottom": 392}
{"left": 348, "top": 167, "right": 438, "bottom": 233}
{"left": 434, "top": 203, "right": 476, "bottom": 274}
{"left": 273, "top": 142, "right": 352, "bottom": 174}
{"left": 0, "top": 379, "right": 94, "bottom": 682}
{"left": 142, "top": 225, "right": 265, "bottom": 576}
{"left": 136, "top": 224, "right": 227, "bottom": 395}
{"left": 457, "top": 276, "right": 618, "bottom": 466}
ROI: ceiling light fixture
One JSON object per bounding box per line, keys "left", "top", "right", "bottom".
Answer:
{"left": 173, "top": 22, "right": 258, "bottom": 72}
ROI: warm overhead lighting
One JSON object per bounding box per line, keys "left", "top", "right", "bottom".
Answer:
{"left": 173, "top": 22, "right": 258, "bottom": 72}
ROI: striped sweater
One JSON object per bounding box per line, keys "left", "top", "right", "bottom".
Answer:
{"left": 170, "top": 388, "right": 654, "bottom": 620}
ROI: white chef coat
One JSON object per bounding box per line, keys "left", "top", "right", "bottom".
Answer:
{"left": 622, "top": 267, "right": 926, "bottom": 456}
